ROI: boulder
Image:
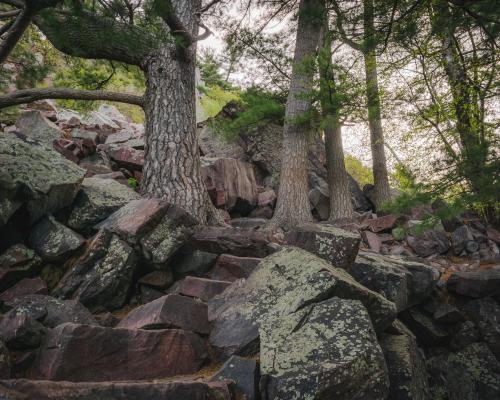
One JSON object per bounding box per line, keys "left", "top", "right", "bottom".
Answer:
{"left": 67, "top": 177, "right": 140, "bottom": 233}
{"left": 400, "top": 308, "right": 449, "bottom": 346}
{"left": 0, "top": 307, "right": 47, "bottom": 349}
{"left": 15, "top": 111, "right": 62, "bottom": 143}
{"left": 106, "top": 145, "right": 144, "bottom": 170}
{"left": 178, "top": 276, "right": 231, "bottom": 302}
{"left": 433, "top": 303, "right": 463, "bottom": 323}
{"left": 97, "top": 104, "right": 131, "bottom": 128}
{"left": 0, "top": 134, "right": 85, "bottom": 225}
{"left": 0, "top": 379, "right": 228, "bottom": 400}
{"left": 29, "top": 215, "right": 85, "bottom": 262}
{"left": 379, "top": 333, "right": 429, "bottom": 400}
{"left": 83, "top": 111, "right": 120, "bottom": 130}
{"left": 284, "top": 223, "right": 361, "bottom": 269}
{"left": 308, "top": 186, "right": 330, "bottom": 220}
{"left": 188, "top": 226, "right": 275, "bottom": 258}
{"left": 260, "top": 298, "right": 389, "bottom": 400}
{"left": 208, "top": 254, "right": 262, "bottom": 282}
{"left": 362, "top": 230, "right": 382, "bottom": 252}
{"left": 464, "top": 298, "right": 500, "bottom": 360}
{"left": 52, "top": 138, "right": 84, "bottom": 163}
{"left": 209, "top": 247, "right": 396, "bottom": 360}
{"left": 71, "top": 128, "right": 99, "bottom": 152}
{"left": 365, "top": 214, "right": 397, "bottom": 233}
{"left": 0, "top": 341, "right": 10, "bottom": 379}
{"left": 29, "top": 323, "right": 208, "bottom": 381}
{"left": 138, "top": 270, "right": 174, "bottom": 290}
{"left": 427, "top": 343, "right": 500, "bottom": 400}
{"left": 407, "top": 230, "right": 450, "bottom": 258}
{"left": 117, "top": 294, "right": 209, "bottom": 334}
{"left": 451, "top": 225, "right": 478, "bottom": 255}
{"left": 0, "top": 277, "right": 47, "bottom": 304}
{"left": 211, "top": 355, "right": 259, "bottom": 400}
{"left": 53, "top": 230, "right": 137, "bottom": 312}
{"left": 171, "top": 250, "right": 218, "bottom": 278}
{"left": 447, "top": 269, "right": 500, "bottom": 298}
{"left": 105, "top": 130, "right": 132, "bottom": 144}
{"left": 349, "top": 252, "right": 440, "bottom": 312}
{"left": 201, "top": 157, "right": 258, "bottom": 214}
{"left": 0, "top": 244, "right": 42, "bottom": 292}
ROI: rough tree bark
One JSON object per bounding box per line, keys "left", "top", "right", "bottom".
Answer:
{"left": 271, "top": 0, "right": 324, "bottom": 230}
{"left": 363, "top": 0, "right": 392, "bottom": 209}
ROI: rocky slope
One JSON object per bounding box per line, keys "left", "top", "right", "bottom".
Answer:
{"left": 0, "top": 101, "right": 499, "bottom": 400}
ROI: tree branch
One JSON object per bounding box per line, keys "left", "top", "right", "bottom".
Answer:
{"left": 0, "top": 87, "right": 144, "bottom": 109}
{"left": 199, "top": 0, "right": 222, "bottom": 14}
{"left": 154, "top": 0, "right": 194, "bottom": 47}
{"left": 0, "top": 6, "right": 34, "bottom": 64}
{"left": 0, "top": 10, "right": 20, "bottom": 19}
{"left": 330, "top": 0, "right": 362, "bottom": 51}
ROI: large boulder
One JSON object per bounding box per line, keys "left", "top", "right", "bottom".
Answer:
{"left": 0, "top": 244, "right": 42, "bottom": 292}
{"left": 209, "top": 247, "right": 396, "bottom": 360}
{"left": 67, "top": 177, "right": 140, "bottom": 233}
{"left": 52, "top": 230, "right": 137, "bottom": 312}
{"left": 0, "top": 134, "right": 85, "bottom": 226}
{"left": 260, "top": 298, "right": 389, "bottom": 400}
{"left": 15, "top": 110, "right": 62, "bottom": 144}
{"left": 0, "top": 307, "right": 47, "bottom": 349}
{"left": 407, "top": 230, "right": 450, "bottom": 258}
{"left": 284, "top": 223, "right": 361, "bottom": 269}
{"left": 447, "top": 269, "right": 500, "bottom": 298}
{"left": 349, "top": 252, "right": 440, "bottom": 312}
{"left": 29, "top": 323, "right": 208, "bottom": 381}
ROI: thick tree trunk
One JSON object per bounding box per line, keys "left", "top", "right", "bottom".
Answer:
{"left": 271, "top": 0, "right": 323, "bottom": 229}
{"left": 363, "top": 0, "right": 392, "bottom": 209}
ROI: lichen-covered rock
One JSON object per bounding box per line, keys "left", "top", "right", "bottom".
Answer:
{"left": 209, "top": 247, "right": 396, "bottom": 360}
{"left": 15, "top": 110, "right": 62, "bottom": 143}
{"left": 29, "top": 215, "right": 85, "bottom": 262}
{"left": 0, "top": 244, "right": 42, "bottom": 292}
{"left": 0, "top": 134, "right": 85, "bottom": 225}
{"left": 380, "top": 333, "right": 429, "bottom": 400}
{"left": 284, "top": 223, "right": 361, "bottom": 269}
{"left": 427, "top": 343, "right": 500, "bottom": 400}
{"left": 67, "top": 177, "right": 140, "bottom": 233}
{"left": 464, "top": 298, "right": 500, "bottom": 361}
{"left": 52, "top": 230, "right": 137, "bottom": 312}
{"left": 350, "top": 252, "right": 440, "bottom": 312}
{"left": 260, "top": 298, "right": 389, "bottom": 400}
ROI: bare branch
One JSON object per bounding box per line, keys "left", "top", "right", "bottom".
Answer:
{"left": 154, "top": 0, "right": 193, "bottom": 47}
{"left": 196, "top": 20, "right": 211, "bottom": 41}
{"left": 0, "top": 9, "right": 20, "bottom": 19}
{"left": 199, "top": 0, "right": 222, "bottom": 14}
{"left": 0, "top": 7, "right": 34, "bottom": 64}
{"left": 0, "top": 87, "right": 144, "bottom": 109}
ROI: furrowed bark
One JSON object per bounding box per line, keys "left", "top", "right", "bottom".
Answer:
{"left": 0, "top": 87, "right": 144, "bottom": 108}
{"left": 271, "top": 0, "right": 324, "bottom": 229}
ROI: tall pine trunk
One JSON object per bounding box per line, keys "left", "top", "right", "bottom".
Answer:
{"left": 271, "top": 0, "right": 323, "bottom": 229}
{"left": 363, "top": 0, "right": 392, "bottom": 209}
{"left": 141, "top": 0, "right": 219, "bottom": 224}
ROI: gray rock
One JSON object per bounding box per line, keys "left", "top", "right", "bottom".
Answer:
{"left": 407, "top": 230, "right": 450, "bottom": 258}
{"left": 211, "top": 355, "right": 259, "bottom": 400}
{"left": 0, "top": 244, "right": 42, "bottom": 292}
{"left": 350, "top": 252, "right": 440, "bottom": 312}
{"left": 0, "top": 134, "right": 85, "bottom": 225}
{"left": 260, "top": 298, "right": 389, "bottom": 400}
{"left": 400, "top": 308, "right": 449, "bottom": 346}
{"left": 452, "top": 225, "right": 478, "bottom": 255}
{"left": 284, "top": 223, "right": 361, "bottom": 269}
{"left": 67, "top": 177, "right": 140, "bottom": 233}
{"left": 0, "top": 341, "right": 10, "bottom": 378}
{"left": 53, "top": 230, "right": 137, "bottom": 312}
{"left": 465, "top": 298, "right": 500, "bottom": 361}
{"left": 29, "top": 215, "right": 85, "bottom": 262}
{"left": 209, "top": 247, "right": 396, "bottom": 360}
{"left": 15, "top": 110, "right": 62, "bottom": 143}
{"left": 433, "top": 303, "right": 463, "bottom": 323}
{"left": 171, "top": 250, "right": 218, "bottom": 278}
{"left": 447, "top": 269, "right": 500, "bottom": 298}
{"left": 0, "top": 307, "right": 47, "bottom": 349}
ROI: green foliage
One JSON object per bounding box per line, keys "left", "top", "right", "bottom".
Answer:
{"left": 199, "top": 85, "right": 239, "bottom": 120}
{"left": 127, "top": 177, "right": 138, "bottom": 189}
{"left": 344, "top": 155, "right": 374, "bottom": 186}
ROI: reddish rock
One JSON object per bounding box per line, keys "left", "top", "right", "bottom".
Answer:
{"left": 447, "top": 269, "right": 500, "bottom": 298}
{"left": 208, "top": 254, "right": 262, "bottom": 282}
{"left": 0, "top": 379, "right": 229, "bottom": 400}
{"left": 178, "top": 277, "right": 231, "bottom": 302}
{"left": 106, "top": 145, "right": 144, "bottom": 170}
{"left": 138, "top": 270, "right": 174, "bottom": 290}
{"left": 486, "top": 227, "right": 500, "bottom": 245}
{"left": 0, "top": 308, "right": 46, "bottom": 349}
{"left": 0, "top": 277, "right": 47, "bottom": 304}
{"left": 79, "top": 163, "right": 113, "bottom": 177}
{"left": 52, "top": 138, "right": 84, "bottom": 163}
{"left": 362, "top": 231, "right": 382, "bottom": 253}
{"left": 258, "top": 189, "right": 277, "bottom": 207}
{"left": 0, "top": 244, "right": 42, "bottom": 292}
{"left": 365, "top": 214, "right": 397, "bottom": 233}
{"left": 117, "top": 294, "right": 209, "bottom": 334}
{"left": 29, "top": 323, "right": 208, "bottom": 381}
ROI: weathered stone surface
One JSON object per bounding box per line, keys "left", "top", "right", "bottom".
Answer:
{"left": 67, "top": 177, "right": 140, "bottom": 232}
{"left": 202, "top": 157, "right": 258, "bottom": 214}
{"left": 208, "top": 254, "right": 262, "bottom": 282}
{"left": 284, "top": 223, "right": 361, "bottom": 269}
{"left": 0, "top": 341, "right": 10, "bottom": 379}
{"left": 178, "top": 276, "right": 231, "bottom": 302}
{"left": 209, "top": 247, "right": 396, "bottom": 360}
{"left": 452, "top": 225, "right": 478, "bottom": 255}
{"left": 465, "top": 298, "right": 500, "bottom": 361}
{"left": 407, "top": 230, "right": 450, "bottom": 258}
{"left": 0, "top": 277, "right": 47, "bottom": 304}
{"left": 105, "top": 130, "right": 132, "bottom": 144}
{"left": 211, "top": 355, "right": 259, "bottom": 400}
{"left": 0, "top": 134, "right": 85, "bottom": 225}
{"left": 400, "top": 308, "right": 449, "bottom": 346}
{"left": 0, "top": 245, "right": 42, "bottom": 292}
{"left": 171, "top": 250, "right": 218, "bottom": 278}
{"left": 29, "top": 323, "right": 208, "bottom": 381}
{"left": 29, "top": 215, "right": 84, "bottom": 262}
{"left": 450, "top": 320, "right": 481, "bottom": 351}
{"left": 117, "top": 294, "right": 209, "bottom": 334}
{"left": 447, "top": 269, "right": 500, "bottom": 298}
{"left": 189, "top": 226, "right": 275, "bottom": 258}
{"left": 71, "top": 128, "right": 99, "bottom": 150}
{"left": 106, "top": 145, "right": 144, "bottom": 170}
{"left": 433, "top": 303, "right": 463, "bottom": 323}
{"left": 362, "top": 230, "right": 382, "bottom": 252}
{"left": 350, "top": 252, "right": 440, "bottom": 312}
{"left": 15, "top": 111, "right": 62, "bottom": 143}
{"left": 427, "top": 343, "right": 500, "bottom": 400}
{"left": 0, "top": 379, "right": 228, "bottom": 400}
{"left": 52, "top": 138, "right": 84, "bottom": 163}
{"left": 138, "top": 270, "right": 174, "bottom": 290}
{"left": 53, "top": 230, "right": 137, "bottom": 312}
{"left": 365, "top": 214, "right": 397, "bottom": 233}
{"left": 83, "top": 111, "right": 120, "bottom": 130}
{"left": 260, "top": 298, "right": 389, "bottom": 400}
{"left": 380, "top": 333, "right": 429, "bottom": 400}
{"left": 0, "top": 307, "right": 46, "bottom": 349}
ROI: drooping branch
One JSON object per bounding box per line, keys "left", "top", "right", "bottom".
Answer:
{"left": 0, "top": 6, "right": 34, "bottom": 64}
{"left": 196, "top": 20, "right": 212, "bottom": 40}
{"left": 330, "top": 0, "right": 362, "bottom": 51}
{"left": 0, "top": 87, "right": 144, "bottom": 109}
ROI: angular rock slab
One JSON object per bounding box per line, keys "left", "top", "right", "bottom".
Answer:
{"left": 465, "top": 298, "right": 500, "bottom": 361}
{"left": 15, "top": 110, "right": 62, "bottom": 144}
{"left": 53, "top": 230, "right": 137, "bottom": 312}
{"left": 67, "top": 177, "right": 140, "bottom": 233}
{"left": 0, "top": 134, "right": 85, "bottom": 225}
{"left": 178, "top": 276, "right": 231, "bottom": 302}
{"left": 209, "top": 247, "right": 396, "bottom": 360}
{"left": 0, "top": 244, "right": 42, "bottom": 292}
{"left": 29, "top": 323, "right": 208, "bottom": 382}
{"left": 0, "top": 277, "right": 47, "bottom": 304}
{"left": 350, "top": 252, "right": 440, "bottom": 312}
{"left": 0, "top": 379, "right": 229, "bottom": 400}
{"left": 284, "top": 223, "right": 361, "bottom": 269}
{"left": 29, "top": 215, "right": 84, "bottom": 262}
{"left": 260, "top": 298, "right": 389, "bottom": 400}
{"left": 211, "top": 355, "right": 260, "bottom": 400}
{"left": 208, "top": 254, "right": 262, "bottom": 282}
{"left": 447, "top": 269, "right": 500, "bottom": 298}
{"left": 117, "top": 294, "right": 209, "bottom": 334}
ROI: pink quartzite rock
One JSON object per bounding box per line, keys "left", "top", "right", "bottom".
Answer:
{"left": 178, "top": 277, "right": 231, "bottom": 302}
{"left": 208, "top": 254, "right": 262, "bottom": 282}
{"left": 0, "top": 277, "right": 47, "bottom": 304}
